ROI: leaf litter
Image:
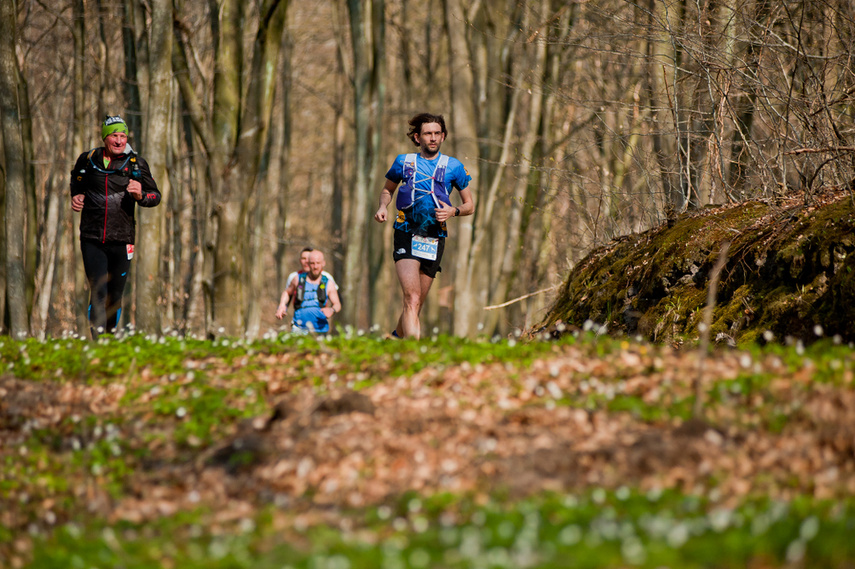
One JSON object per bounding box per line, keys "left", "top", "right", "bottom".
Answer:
{"left": 2, "top": 335, "right": 855, "bottom": 566}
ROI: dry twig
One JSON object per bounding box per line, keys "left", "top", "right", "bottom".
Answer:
{"left": 694, "top": 241, "right": 731, "bottom": 419}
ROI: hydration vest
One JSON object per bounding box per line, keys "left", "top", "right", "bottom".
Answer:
{"left": 395, "top": 153, "right": 452, "bottom": 211}
{"left": 295, "top": 272, "right": 328, "bottom": 309}
{"left": 86, "top": 148, "right": 141, "bottom": 179}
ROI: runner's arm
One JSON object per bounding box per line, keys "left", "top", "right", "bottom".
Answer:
{"left": 135, "top": 157, "right": 162, "bottom": 207}
{"left": 374, "top": 178, "right": 398, "bottom": 223}
{"left": 456, "top": 187, "right": 475, "bottom": 217}
{"left": 275, "top": 280, "right": 298, "bottom": 319}
{"left": 70, "top": 153, "right": 87, "bottom": 211}
{"left": 323, "top": 286, "right": 342, "bottom": 319}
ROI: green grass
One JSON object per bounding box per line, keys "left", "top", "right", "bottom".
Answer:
{"left": 26, "top": 489, "right": 855, "bottom": 568}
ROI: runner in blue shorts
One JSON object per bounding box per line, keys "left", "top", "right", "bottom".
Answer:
{"left": 374, "top": 113, "right": 474, "bottom": 339}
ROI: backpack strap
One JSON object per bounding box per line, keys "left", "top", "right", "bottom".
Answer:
{"left": 434, "top": 155, "right": 449, "bottom": 184}
{"left": 295, "top": 272, "right": 328, "bottom": 308}
{"left": 317, "top": 275, "right": 328, "bottom": 307}
{"left": 409, "top": 153, "right": 450, "bottom": 208}
{"left": 295, "top": 272, "right": 307, "bottom": 308}
{"left": 403, "top": 153, "right": 418, "bottom": 208}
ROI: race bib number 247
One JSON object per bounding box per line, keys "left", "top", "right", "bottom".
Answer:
{"left": 411, "top": 235, "right": 438, "bottom": 261}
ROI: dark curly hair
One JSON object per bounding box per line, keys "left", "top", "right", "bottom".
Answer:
{"left": 407, "top": 113, "right": 448, "bottom": 147}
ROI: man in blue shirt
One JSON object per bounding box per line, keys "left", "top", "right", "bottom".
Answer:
{"left": 275, "top": 250, "right": 341, "bottom": 333}
{"left": 374, "top": 113, "right": 474, "bottom": 339}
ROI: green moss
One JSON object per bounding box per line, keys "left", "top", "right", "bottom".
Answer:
{"left": 540, "top": 193, "right": 855, "bottom": 345}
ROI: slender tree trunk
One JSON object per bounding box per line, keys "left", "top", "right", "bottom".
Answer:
{"left": 123, "top": 0, "right": 143, "bottom": 145}
{"left": 642, "top": 0, "right": 675, "bottom": 219}
{"left": 457, "top": 33, "right": 520, "bottom": 336}
{"left": 17, "top": 67, "right": 36, "bottom": 313}
{"left": 34, "top": 104, "right": 66, "bottom": 337}
{"left": 172, "top": 9, "right": 213, "bottom": 334}
{"left": 331, "top": 0, "right": 348, "bottom": 294}
{"left": 136, "top": 0, "right": 173, "bottom": 334}
{"left": 726, "top": 0, "right": 760, "bottom": 198}
{"left": 254, "top": 35, "right": 290, "bottom": 334}
{"left": 69, "top": 0, "right": 89, "bottom": 336}
{"left": 366, "top": 0, "right": 387, "bottom": 332}
{"left": 484, "top": 3, "right": 547, "bottom": 333}
{"left": 444, "top": 0, "right": 481, "bottom": 337}
{"left": 652, "top": 0, "right": 687, "bottom": 211}
{"left": 208, "top": 0, "right": 247, "bottom": 336}
{"left": 273, "top": 31, "right": 293, "bottom": 295}
{"left": 0, "top": 134, "right": 5, "bottom": 333}
{"left": 95, "top": 0, "right": 109, "bottom": 121}
{"left": 0, "top": 0, "right": 29, "bottom": 337}
{"left": 31, "top": 170, "right": 62, "bottom": 339}
{"left": 165, "top": 96, "right": 179, "bottom": 327}
{"left": 187, "top": 136, "right": 210, "bottom": 334}
{"left": 343, "top": 0, "right": 384, "bottom": 331}
{"left": 245, "top": 0, "right": 288, "bottom": 338}
{"left": 520, "top": 0, "right": 574, "bottom": 327}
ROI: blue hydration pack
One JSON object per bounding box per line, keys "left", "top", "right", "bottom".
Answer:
{"left": 395, "top": 153, "right": 451, "bottom": 211}
{"left": 295, "top": 272, "right": 328, "bottom": 308}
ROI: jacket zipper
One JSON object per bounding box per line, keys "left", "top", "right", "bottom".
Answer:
{"left": 102, "top": 171, "right": 109, "bottom": 243}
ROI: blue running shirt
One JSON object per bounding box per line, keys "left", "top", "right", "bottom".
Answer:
{"left": 386, "top": 154, "right": 471, "bottom": 237}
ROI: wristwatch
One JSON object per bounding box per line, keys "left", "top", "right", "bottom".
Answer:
{"left": 455, "top": 207, "right": 460, "bottom": 217}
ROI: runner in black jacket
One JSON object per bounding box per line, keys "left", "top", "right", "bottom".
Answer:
{"left": 70, "top": 115, "right": 161, "bottom": 337}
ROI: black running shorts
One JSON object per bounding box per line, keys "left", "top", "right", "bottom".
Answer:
{"left": 393, "top": 229, "right": 445, "bottom": 278}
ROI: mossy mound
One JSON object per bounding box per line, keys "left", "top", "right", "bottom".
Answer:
{"left": 538, "top": 190, "right": 855, "bottom": 346}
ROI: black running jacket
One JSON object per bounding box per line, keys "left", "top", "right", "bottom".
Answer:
{"left": 70, "top": 147, "right": 161, "bottom": 244}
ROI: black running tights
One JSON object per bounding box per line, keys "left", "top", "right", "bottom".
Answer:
{"left": 80, "top": 240, "right": 131, "bottom": 337}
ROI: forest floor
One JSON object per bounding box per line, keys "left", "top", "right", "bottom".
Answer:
{"left": 2, "top": 333, "right": 855, "bottom": 567}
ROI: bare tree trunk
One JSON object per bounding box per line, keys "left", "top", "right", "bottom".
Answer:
{"left": 246, "top": 1, "right": 289, "bottom": 338}
{"left": 273, "top": 31, "right": 293, "bottom": 296}
{"left": 136, "top": 0, "right": 173, "bottom": 334}
{"left": 343, "top": 0, "right": 385, "bottom": 331}
{"left": 174, "top": 0, "right": 287, "bottom": 337}
{"left": 726, "top": 0, "right": 764, "bottom": 198}
{"left": 449, "top": 0, "right": 527, "bottom": 337}
{"left": 69, "top": 0, "right": 89, "bottom": 336}
{"left": 0, "top": 0, "right": 29, "bottom": 337}
{"left": 331, "top": 24, "right": 347, "bottom": 293}
{"left": 31, "top": 170, "right": 62, "bottom": 339}
{"left": 484, "top": 3, "right": 547, "bottom": 334}
{"left": 17, "top": 67, "right": 36, "bottom": 313}
{"left": 366, "top": 0, "right": 387, "bottom": 332}
{"left": 443, "top": 0, "right": 481, "bottom": 337}
{"left": 172, "top": 7, "right": 212, "bottom": 334}
{"left": 253, "top": 33, "right": 291, "bottom": 335}
{"left": 207, "top": 0, "right": 248, "bottom": 336}
{"left": 123, "top": 0, "right": 143, "bottom": 144}
{"left": 641, "top": 0, "right": 674, "bottom": 220}
{"left": 95, "top": 0, "right": 109, "bottom": 121}
{"left": 185, "top": 131, "right": 211, "bottom": 335}
{"left": 164, "top": 94, "right": 180, "bottom": 328}
{"left": 239, "top": 0, "right": 287, "bottom": 338}
{"left": 0, "top": 134, "right": 5, "bottom": 333}
{"left": 520, "top": 0, "right": 575, "bottom": 327}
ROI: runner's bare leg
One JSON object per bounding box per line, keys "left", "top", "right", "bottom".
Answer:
{"left": 395, "top": 259, "right": 435, "bottom": 339}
